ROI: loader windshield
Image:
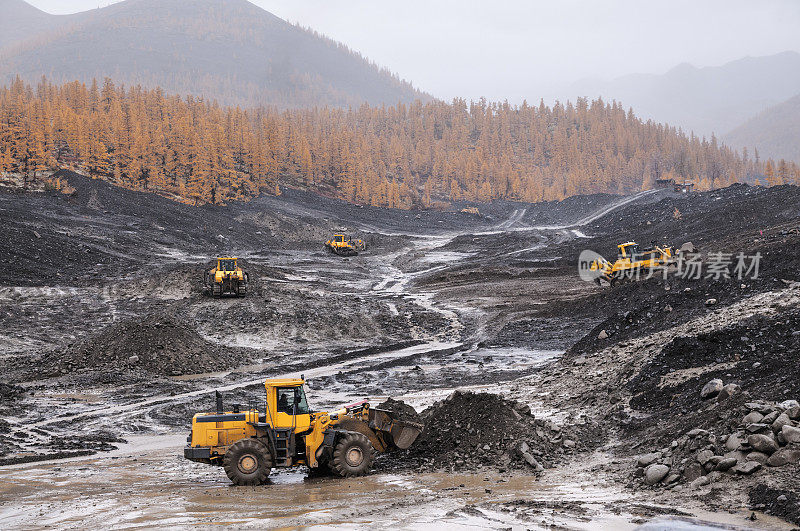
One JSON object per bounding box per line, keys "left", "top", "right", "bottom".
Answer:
{"left": 276, "top": 386, "right": 309, "bottom": 415}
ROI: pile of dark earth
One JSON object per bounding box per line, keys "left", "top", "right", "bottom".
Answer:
{"left": 750, "top": 485, "right": 800, "bottom": 526}
{"left": 376, "top": 398, "right": 423, "bottom": 423}
{"left": 609, "top": 304, "right": 800, "bottom": 461}
{"left": 383, "top": 391, "right": 604, "bottom": 473}
{"left": 36, "top": 313, "right": 254, "bottom": 378}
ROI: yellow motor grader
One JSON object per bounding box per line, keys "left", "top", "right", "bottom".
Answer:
{"left": 204, "top": 257, "right": 249, "bottom": 297}
{"left": 590, "top": 241, "right": 676, "bottom": 286}
{"left": 184, "top": 377, "right": 423, "bottom": 485}
{"left": 325, "top": 234, "right": 365, "bottom": 256}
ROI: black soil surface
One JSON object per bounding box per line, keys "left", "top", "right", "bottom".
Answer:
{"left": 5, "top": 169, "right": 800, "bottom": 526}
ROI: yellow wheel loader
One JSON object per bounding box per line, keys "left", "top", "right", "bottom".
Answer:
{"left": 590, "top": 241, "right": 676, "bottom": 286}
{"left": 184, "top": 378, "right": 423, "bottom": 486}
{"left": 324, "top": 234, "right": 364, "bottom": 256}
{"left": 204, "top": 257, "right": 249, "bottom": 297}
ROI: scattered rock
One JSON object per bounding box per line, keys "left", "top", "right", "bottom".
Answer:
{"left": 645, "top": 464, "right": 670, "bottom": 485}
{"left": 714, "top": 457, "right": 738, "bottom": 471}
{"left": 748, "top": 434, "right": 779, "bottom": 455}
{"left": 746, "top": 423, "right": 769, "bottom": 434}
{"left": 705, "top": 298, "right": 717, "bottom": 306}
{"left": 772, "top": 413, "right": 791, "bottom": 434}
{"left": 743, "top": 411, "right": 764, "bottom": 425}
{"left": 691, "top": 475, "right": 711, "bottom": 489}
{"left": 637, "top": 453, "right": 660, "bottom": 467}
{"left": 747, "top": 452, "right": 770, "bottom": 465}
{"left": 700, "top": 379, "right": 724, "bottom": 399}
{"left": 735, "top": 461, "right": 762, "bottom": 475}
{"left": 766, "top": 447, "right": 800, "bottom": 467}
{"left": 725, "top": 434, "right": 744, "bottom": 451}
{"left": 696, "top": 449, "right": 714, "bottom": 466}
{"left": 683, "top": 462, "right": 704, "bottom": 482}
{"left": 597, "top": 330, "right": 608, "bottom": 340}
{"left": 717, "top": 383, "right": 741, "bottom": 401}
{"left": 779, "top": 400, "right": 800, "bottom": 410}
{"left": 782, "top": 425, "right": 800, "bottom": 444}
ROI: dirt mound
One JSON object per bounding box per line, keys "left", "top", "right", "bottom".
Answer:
{"left": 43, "top": 314, "right": 250, "bottom": 376}
{"left": 628, "top": 306, "right": 800, "bottom": 417}
{"left": 750, "top": 484, "right": 800, "bottom": 526}
{"left": 376, "top": 398, "right": 421, "bottom": 423}
{"left": 405, "top": 390, "right": 598, "bottom": 472}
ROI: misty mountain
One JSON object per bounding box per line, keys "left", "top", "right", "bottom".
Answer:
{"left": 568, "top": 51, "right": 800, "bottom": 139}
{"left": 724, "top": 93, "right": 800, "bottom": 163}
{"left": 0, "top": 0, "right": 68, "bottom": 50}
{"left": 0, "top": 0, "right": 427, "bottom": 108}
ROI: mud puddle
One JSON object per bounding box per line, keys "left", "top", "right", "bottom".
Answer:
{"left": 0, "top": 441, "right": 785, "bottom": 530}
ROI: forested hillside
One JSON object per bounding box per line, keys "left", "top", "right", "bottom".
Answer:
{"left": 0, "top": 0, "right": 425, "bottom": 109}
{"left": 1, "top": 78, "right": 796, "bottom": 208}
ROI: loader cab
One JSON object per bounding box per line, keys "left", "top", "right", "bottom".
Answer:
{"left": 264, "top": 378, "right": 311, "bottom": 432}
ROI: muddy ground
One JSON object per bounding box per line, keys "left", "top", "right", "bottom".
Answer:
{"left": 1, "top": 171, "right": 800, "bottom": 529}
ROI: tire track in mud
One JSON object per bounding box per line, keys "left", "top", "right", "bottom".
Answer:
{"left": 29, "top": 341, "right": 462, "bottom": 429}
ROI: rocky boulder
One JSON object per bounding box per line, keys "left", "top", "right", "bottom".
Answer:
{"left": 700, "top": 379, "right": 723, "bottom": 399}
{"left": 782, "top": 425, "right": 800, "bottom": 444}
{"left": 645, "top": 464, "right": 670, "bottom": 485}
{"left": 748, "top": 434, "right": 779, "bottom": 455}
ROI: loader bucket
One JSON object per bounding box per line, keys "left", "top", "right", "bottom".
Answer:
{"left": 390, "top": 422, "right": 423, "bottom": 450}
{"left": 368, "top": 408, "right": 423, "bottom": 450}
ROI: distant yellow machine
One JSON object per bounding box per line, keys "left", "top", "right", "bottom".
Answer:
{"left": 204, "top": 257, "right": 249, "bottom": 297}
{"left": 325, "top": 234, "right": 365, "bottom": 256}
{"left": 590, "top": 241, "right": 676, "bottom": 286}
{"left": 184, "top": 378, "right": 422, "bottom": 485}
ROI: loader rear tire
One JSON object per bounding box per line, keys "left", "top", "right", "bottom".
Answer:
{"left": 223, "top": 439, "right": 272, "bottom": 486}
{"left": 330, "top": 432, "right": 374, "bottom": 478}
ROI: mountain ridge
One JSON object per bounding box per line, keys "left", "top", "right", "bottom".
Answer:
{"left": 0, "top": 0, "right": 428, "bottom": 109}
{"left": 725, "top": 92, "right": 800, "bottom": 163}
{"left": 567, "top": 51, "right": 800, "bottom": 138}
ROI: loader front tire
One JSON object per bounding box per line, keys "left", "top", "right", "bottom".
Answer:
{"left": 223, "top": 439, "right": 272, "bottom": 486}
{"left": 330, "top": 432, "right": 374, "bottom": 478}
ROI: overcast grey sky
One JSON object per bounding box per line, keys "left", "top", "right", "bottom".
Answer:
{"left": 25, "top": 0, "right": 800, "bottom": 102}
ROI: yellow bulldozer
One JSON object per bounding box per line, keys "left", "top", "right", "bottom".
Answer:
{"left": 325, "top": 234, "right": 365, "bottom": 257}
{"left": 590, "top": 241, "right": 676, "bottom": 286}
{"left": 204, "top": 257, "right": 249, "bottom": 297}
{"left": 184, "top": 377, "right": 423, "bottom": 485}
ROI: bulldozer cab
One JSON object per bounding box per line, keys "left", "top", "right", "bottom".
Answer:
{"left": 265, "top": 379, "right": 311, "bottom": 432}
{"left": 218, "top": 258, "right": 238, "bottom": 272}
{"left": 333, "top": 234, "right": 345, "bottom": 243}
